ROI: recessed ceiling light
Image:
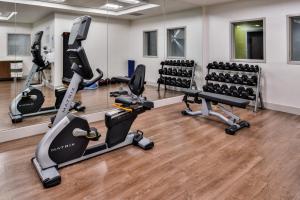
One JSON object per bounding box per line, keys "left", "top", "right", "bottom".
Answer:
{"left": 100, "top": 3, "right": 123, "bottom": 10}
{"left": 255, "top": 24, "right": 261, "bottom": 27}
{"left": 118, "top": 0, "right": 140, "bottom": 4}
{"left": 0, "top": 12, "right": 17, "bottom": 21}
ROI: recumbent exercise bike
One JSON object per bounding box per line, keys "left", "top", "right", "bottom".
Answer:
{"left": 9, "top": 31, "right": 85, "bottom": 123}
{"left": 32, "top": 16, "right": 154, "bottom": 188}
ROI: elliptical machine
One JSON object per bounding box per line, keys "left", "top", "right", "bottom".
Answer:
{"left": 9, "top": 31, "right": 85, "bottom": 123}
{"left": 32, "top": 16, "right": 154, "bottom": 188}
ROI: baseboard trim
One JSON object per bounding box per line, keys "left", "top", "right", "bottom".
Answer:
{"left": 0, "top": 96, "right": 183, "bottom": 143}
{"left": 264, "top": 102, "right": 300, "bottom": 115}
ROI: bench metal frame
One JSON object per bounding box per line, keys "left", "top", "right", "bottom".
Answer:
{"left": 183, "top": 95, "right": 250, "bottom": 135}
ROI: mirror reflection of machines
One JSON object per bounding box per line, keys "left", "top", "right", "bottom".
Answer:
{"left": 32, "top": 16, "right": 154, "bottom": 188}
{"left": 9, "top": 31, "right": 85, "bottom": 123}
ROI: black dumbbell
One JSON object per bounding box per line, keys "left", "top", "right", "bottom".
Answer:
{"left": 163, "top": 68, "right": 167, "bottom": 75}
{"left": 230, "top": 86, "right": 239, "bottom": 97}
{"left": 188, "top": 60, "right": 194, "bottom": 67}
{"left": 177, "top": 69, "right": 182, "bottom": 76}
{"left": 238, "top": 86, "right": 249, "bottom": 99}
{"left": 181, "top": 79, "right": 187, "bottom": 88}
{"left": 214, "top": 84, "right": 222, "bottom": 94}
{"left": 246, "top": 88, "right": 254, "bottom": 96}
{"left": 186, "top": 80, "right": 191, "bottom": 88}
{"left": 241, "top": 75, "right": 249, "bottom": 85}
{"left": 176, "top": 78, "right": 182, "bottom": 87}
{"left": 231, "top": 63, "right": 238, "bottom": 71}
{"left": 185, "top": 60, "right": 190, "bottom": 67}
{"left": 213, "top": 61, "right": 219, "bottom": 69}
{"left": 187, "top": 70, "right": 193, "bottom": 77}
{"left": 172, "top": 68, "right": 177, "bottom": 76}
{"left": 181, "top": 60, "right": 185, "bottom": 66}
{"left": 247, "top": 75, "right": 258, "bottom": 86}
{"left": 224, "top": 63, "right": 231, "bottom": 70}
{"left": 244, "top": 64, "right": 250, "bottom": 72}
{"left": 203, "top": 83, "right": 214, "bottom": 92}
{"left": 218, "top": 62, "right": 225, "bottom": 70}
{"left": 254, "top": 65, "right": 259, "bottom": 72}
{"left": 182, "top": 70, "right": 188, "bottom": 77}
{"left": 221, "top": 84, "right": 230, "bottom": 95}
{"left": 207, "top": 63, "right": 214, "bottom": 69}
{"left": 237, "top": 64, "right": 244, "bottom": 71}
{"left": 205, "top": 74, "right": 212, "bottom": 81}
{"left": 249, "top": 65, "right": 255, "bottom": 72}
{"left": 218, "top": 73, "right": 225, "bottom": 82}
{"left": 238, "top": 86, "right": 246, "bottom": 94}
{"left": 165, "top": 60, "right": 170, "bottom": 65}
{"left": 203, "top": 85, "right": 208, "bottom": 92}
{"left": 232, "top": 74, "right": 241, "bottom": 84}
{"left": 210, "top": 72, "right": 218, "bottom": 81}
{"left": 225, "top": 73, "right": 232, "bottom": 83}
{"left": 165, "top": 77, "right": 171, "bottom": 85}
{"left": 190, "top": 60, "right": 195, "bottom": 67}
{"left": 159, "top": 69, "right": 163, "bottom": 75}
{"left": 170, "top": 78, "right": 176, "bottom": 86}
{"left": 167, "top": 68, "right": 172, "bottom": 75}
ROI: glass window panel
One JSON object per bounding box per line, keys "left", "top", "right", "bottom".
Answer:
{"left": 232, "top": 20, "right": 264, "bottom": 61}
{"left": 290, "top": 16, "right": 300, "bottom": 61}
{"left": 7, "top": 34, "right": 31, "bottom": 56}
{"left": 143, "top": 30, "right": 157, "bottom": 56}
{"left": 167, "top": 27, "right": 185, "bottom": 58}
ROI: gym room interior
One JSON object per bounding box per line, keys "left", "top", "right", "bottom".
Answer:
{"left": 0, "top": 0, "right": 299, "bottom": 199}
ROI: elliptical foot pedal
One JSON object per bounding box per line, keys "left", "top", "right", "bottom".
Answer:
{"left": 88, "top": 127, "right": 101, "bottom": 141}
{"left": 225, "top": 126, "right": 237, "bottom": 135}
{"left": 239, "top": 120, "right": 250, "bottom": 128}
{"left": 73, "top": 101, "right": 86, "bottom": 112}
{"left": 133, "top": 130, "right": 154, "bottom": 150}
{"left": 72, "top": 127, "right": 100, "bottom": 141}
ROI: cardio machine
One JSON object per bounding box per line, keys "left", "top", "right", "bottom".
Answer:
{"left": 32, "top": 16, "right": 154, "bottom": 188}
{"left": 9, "top": 31, "right": 85, "bottom": 123}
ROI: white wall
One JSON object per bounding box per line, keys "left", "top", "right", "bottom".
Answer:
{"left": 206, "top": 0, "right": 300, "bottom": 113}
{"left": 54, "top": 13, "right": 131, "bottom": 87}
{"left": 0, "top": 22, "right": 32, "bottom": 75}
{"left": 129, "top": 8, "right": 203, "bottom": 84}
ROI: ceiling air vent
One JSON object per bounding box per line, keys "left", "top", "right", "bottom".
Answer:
{"left": 129, "top": 12, "right": 144, "bottom": 16}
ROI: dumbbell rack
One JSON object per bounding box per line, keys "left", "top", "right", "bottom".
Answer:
{"left": 157, "top": 60, "right": 196, "bottom": 92}
{"left": 205, "top": 63, "right": 264, "bottom": 112}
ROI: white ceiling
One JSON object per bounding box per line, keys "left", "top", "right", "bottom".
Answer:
{"left": 0, "top": 0, "right": 240, "bottom": 23}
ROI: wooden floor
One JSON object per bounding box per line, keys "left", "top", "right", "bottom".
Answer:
{"left": 0, "top": 80, "right": 182, "bottom": 131}
{"left": 0, "top": 103, "right": 300, "bottom": 200}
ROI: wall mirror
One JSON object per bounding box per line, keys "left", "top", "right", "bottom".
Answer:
{"left": 0, "top": 0, "right": 202, "bottom": 139}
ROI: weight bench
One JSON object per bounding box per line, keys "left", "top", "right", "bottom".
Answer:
{"left": 182, "top": 90, "right": 250, "bottom": 135}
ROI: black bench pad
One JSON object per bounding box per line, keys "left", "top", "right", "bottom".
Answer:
{"left": 184, "top": 89, "right": 250, "bottom": 109}
{"left": 183, "top": 89, "right": 201, "bottom": 97}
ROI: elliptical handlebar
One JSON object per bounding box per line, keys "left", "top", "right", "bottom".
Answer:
{"left": 79, "top": 68, "right": 103, "bottom": 90}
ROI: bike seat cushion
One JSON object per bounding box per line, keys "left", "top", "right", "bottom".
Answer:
{"left": 115, "top": 96, "right": 136, "bottom": 106}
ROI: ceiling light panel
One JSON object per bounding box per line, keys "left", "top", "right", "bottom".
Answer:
{"left": 118, "top": 0, "right": 140, "bottom": 4}
{"left": 100, "top": 3, "right": 123, "bottom": 10}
